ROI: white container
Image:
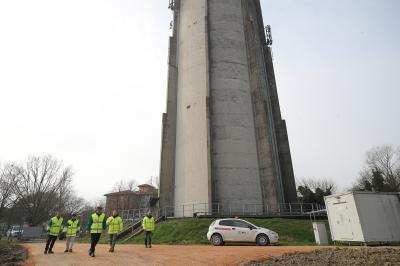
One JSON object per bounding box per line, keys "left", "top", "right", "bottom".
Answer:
{"left": 312, "top": 222, "right": 329, "bottom": 245}
{"left": 324, "top": 192, "right": 400, "bottom": 243}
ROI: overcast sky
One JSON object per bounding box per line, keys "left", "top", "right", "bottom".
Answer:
{"left": 0, "top": 0, "right": 399, "bottom": 201}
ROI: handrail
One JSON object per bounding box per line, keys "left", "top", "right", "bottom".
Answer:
{"left": 118, "top": 202, "right": 326, "bottom": 220}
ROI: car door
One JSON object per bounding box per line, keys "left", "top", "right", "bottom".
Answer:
{"left": 232, "top": 220, "right": 257, "bottom": 242}
{"left": 217, "top": 220, "right": 235, "bottom": 241}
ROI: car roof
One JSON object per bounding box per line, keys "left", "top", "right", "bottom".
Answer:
{"left": 217, "top": 218, "right": 248, "bottom": 222}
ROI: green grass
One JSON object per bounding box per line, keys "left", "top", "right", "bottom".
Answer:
{"left": 76, "top": 218, "right": 331, "bottom": 246}
{"left": 0, "top": 240, "right": 11, "bottom": 247}
{"left": 0, "top": 239, "right": 20, "bottom": 247}
{"left": 125, "top": 218, "right": 331, "bottom": 246}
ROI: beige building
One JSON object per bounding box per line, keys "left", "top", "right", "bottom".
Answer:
{"left": 104, "top": 184, "right": 158, "bottom": 215}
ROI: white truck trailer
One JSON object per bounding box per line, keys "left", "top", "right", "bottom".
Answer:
{"left": 324, "top": 192, "right": 400, "bottom": 243}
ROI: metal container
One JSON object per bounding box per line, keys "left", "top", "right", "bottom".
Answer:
{"left": 325, "top": 192, "right": 400, "bottom": 243}
{"left": 312, "top": 222, "right": 329, "bottom": 245}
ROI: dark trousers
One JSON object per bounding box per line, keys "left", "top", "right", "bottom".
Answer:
{"left": 45, "top": 235, "right": 57, "bottom": 252}
{"left": 90, "top": 233, "right": 101, "bottom": 253}
{"left": 144, "top": 231, "right": 152, "bottom": 246}
{"left": 109, "top": 234, "right": 117, "bottom": 249}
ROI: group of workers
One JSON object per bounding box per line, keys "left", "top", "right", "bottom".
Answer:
{"left": 44, "top": 206, "right": 155, "bottom": 257}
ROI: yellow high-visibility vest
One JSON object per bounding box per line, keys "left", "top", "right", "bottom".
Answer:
{"left": 106, "top": 216, "right": 123, "bottom": 235}
{"left": 90, "top": 213, "right": 105, "bottom": 233}
{"left": 142, "top": 216, "right": 155, "bottom": 231}
{"left": 48, "top": 217, "right": 63, "bottom": 236}
{"left": 65, "top": 219, "right": 80, "bottom": 237}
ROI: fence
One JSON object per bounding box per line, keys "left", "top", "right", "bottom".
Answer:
{"left": 119, "top": 202, "right": 325, "bottom": 221}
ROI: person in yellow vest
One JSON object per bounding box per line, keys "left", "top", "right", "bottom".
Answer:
{"left": 142, "top": 210, "right": 155, "bottom": 248}
{"left": 86, "top": 206, "right": 106, "bottom": 257}
{"left": 44, "top": 211, "right": 63, "bottom": 254}
{"left": 106, "top": 210, "right": 123, "bottom": 252}
{"left": 64, "top": 212, "right": 80, "bottom": 253}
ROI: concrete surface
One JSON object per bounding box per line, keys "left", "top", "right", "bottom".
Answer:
{"left": 159, "top": 0, "right": 298, "bottom": 217}
{"left": 173, "top": 0, "right": 212, "bottom": 216}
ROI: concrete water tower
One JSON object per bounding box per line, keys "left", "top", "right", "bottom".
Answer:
{"left": 159, "top": 0, "right": 297, "bottom": 217}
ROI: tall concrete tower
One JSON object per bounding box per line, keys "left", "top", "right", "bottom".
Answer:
{"left": 159, "top": 0, "right": 297, "bottom": 217}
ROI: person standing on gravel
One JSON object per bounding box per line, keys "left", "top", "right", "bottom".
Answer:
{"left": 142, "top": 210, "right": 155, "bottom": 248}
{"left": 44, "top": 211, "right": 64, "bottom": 254}
{"left": 106, "top": 210, "right": 123, "bottom": 252}
{"left": 64, "top": 212, "right": 80, "bottom": 253}
{"left": 86, "top": 206, "right": 106, "bottom": 257}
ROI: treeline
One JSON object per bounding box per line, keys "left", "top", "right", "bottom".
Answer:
{"left": 297, "top": 145, "right": 400, "bottom": 205}
{"left": 352, "top": 145, "right": 400, "bottom": 192}
{"left": 0, "top": 155, "right": 96, "bottom": 227}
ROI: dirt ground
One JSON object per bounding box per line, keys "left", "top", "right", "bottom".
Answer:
{"left": 0, "top": 244, "right": 27, "bottom": 266}
{"left": 249, "top": 247, "right": 400, "bottom": 266}
{"left": 22, "top": 242, "right": 327, "bottom": 266}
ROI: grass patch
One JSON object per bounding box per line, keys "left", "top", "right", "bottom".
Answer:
{"left": 125, "top": 218, "right": 330, "bottom": 246}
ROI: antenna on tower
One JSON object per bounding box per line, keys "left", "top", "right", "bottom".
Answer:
{"left": 168, "top": 0, "right": 175, "bottom": 10}
{"left": 265, "top": 25, "right": 273, "bottom": 46}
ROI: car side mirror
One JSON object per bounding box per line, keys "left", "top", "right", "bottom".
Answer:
{"left": 248, "top": 226, "right": 253, "bottom": 230}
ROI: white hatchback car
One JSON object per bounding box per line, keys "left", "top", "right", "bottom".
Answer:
{"left": 207, "top": 218, "right": 279, "bottom": 246}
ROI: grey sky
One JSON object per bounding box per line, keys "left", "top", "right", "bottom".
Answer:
{"left": 0, "top": 0, "right": 398, "bottom": 200}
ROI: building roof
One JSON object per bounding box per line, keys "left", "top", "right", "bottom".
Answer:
{"left": 138, "top": 184, "right": 156, "bottom": 188}
{"left": 104, "top": 184, "right": 158, "bottom": 197}
{"left": 104, "top": 190, "right": 137, "bottom": 197}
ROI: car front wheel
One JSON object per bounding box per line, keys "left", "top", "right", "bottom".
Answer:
{"left": 210, "top": 233, "right": 224, "bottom": 246}
{"left": 256, "top": 234, "right": 269, "bottom": 246}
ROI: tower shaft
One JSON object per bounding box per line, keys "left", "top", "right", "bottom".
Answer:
{"left": 159, "top": 0, "right": 297, "bottom": 217}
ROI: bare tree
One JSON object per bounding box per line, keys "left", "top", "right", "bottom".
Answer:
{"left": 111, "top": 179, "right": 138, "bottom": 192}
{"left": 91, "top": 197, "right": 106, "bottom": 209}
{"left": 9, "top": 155, "right": 74, "bottom": 226}
{"left": 353, "top": 145, "right": 400, "bottom": 192}
{"left": 0, "top": 164, "right": 18, "bottom": 219}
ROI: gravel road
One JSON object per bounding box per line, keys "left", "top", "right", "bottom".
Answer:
{"left": 23, "top": 242, "right": 327, "bottom": 266}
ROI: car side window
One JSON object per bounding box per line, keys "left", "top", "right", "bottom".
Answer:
{"left": 232, "top": 220, "right": 251, "bottom": 228}
{"left": 219, "top": 220, "right": 234, "bottom": 226}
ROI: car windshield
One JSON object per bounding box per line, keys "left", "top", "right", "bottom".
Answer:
{"left": 12, "top": 226, "right": 21, "bottom": 230}
{"left": 245, "top": 221, "right": 258, "bottom": 228}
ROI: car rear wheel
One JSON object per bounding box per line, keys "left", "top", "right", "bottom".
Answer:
{"left": 211, "top": 233, "right": 224, "bottom": 246}
{"left": 256, "top": 234, "right": 269, "bottom": 246}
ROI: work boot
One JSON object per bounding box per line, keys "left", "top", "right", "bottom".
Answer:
{"left": 44, "top": 250, "right": 47, "bottom": 254}
{"left": 149, "top": 245, "right": 152, "bottom": 248}
{"left": 69, "top": 249, "right": 73, "bottom": 253}
{"left": 48, "top": 250, "right": 54, "bottom": 254}
{"left": 90, "top": 252, "right": 95, "bottom": 257}
{"left": 64, "top": 249, "right": 69, "bottom": 253}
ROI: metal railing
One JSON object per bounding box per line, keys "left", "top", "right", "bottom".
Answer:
{"left": 118, "top": 202, "right": 326, "bottom": 221}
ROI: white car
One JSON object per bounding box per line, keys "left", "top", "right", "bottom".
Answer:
{"left": 6, "top": 225, "right": 23, "bottom": 238}
{"left": 207, "top": 218, "right": 279, "bottom": 246}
